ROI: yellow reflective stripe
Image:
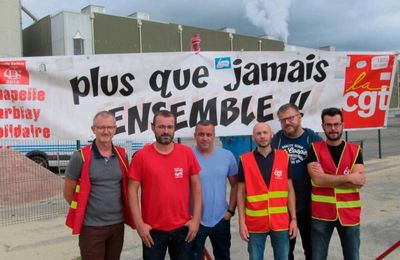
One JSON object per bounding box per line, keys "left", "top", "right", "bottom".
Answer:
{"left": 269, "top": 206, "right": 288, "bottom": 214}
{"left": 70, "top": 200, "right": 77, "bottom": 209}
{"left": 337, "top": 200, "right": 361, "bottom": 208}
{"left": 114, "top": 147, "right": 128, "bottom": 171}
{"left": 312, "top": 194, "right": 336, "bottom": 203}
{"left": 247, "top": 191, "right": 288, "bottom": 202}
{"left": 245, "top": 208, "right": 268, "bottom": 217}
{"left": 311, "top": 179, "right": 318, "bottom": 187}
{"left": 269, "top": 191, "right": 288, "bottom": 198}
{"left": 75, "top": 185, "right": 80, "bottom": 193}
{"left": 245, "top": 206, "right": 288, "bottom": 216}
{"left": 335, "top": 188, "right": 358, "bottom": 194}
{"left": 79, "top": 149, "right": 85, "bottom": 161}
{"left": 247, "top": 193, "right": 268, "bottom": 202}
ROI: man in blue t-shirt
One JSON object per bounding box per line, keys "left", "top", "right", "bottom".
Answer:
{"left": 271, "top": 103, "right": 322, "bottom": 260}
{"left": 191, "top": 120, "right": 238, "bottom": 260}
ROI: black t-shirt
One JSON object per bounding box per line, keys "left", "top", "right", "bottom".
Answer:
{"left": 238, "top": 149, "right": 291, "bottom": 188}
{"left": 308, "top": 141, "right": 363, "bottom": 166}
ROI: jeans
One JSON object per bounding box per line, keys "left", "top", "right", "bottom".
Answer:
{"left": 79, "top": 223, "right": 124, "bottom": 260}
{"left": 248, "top": 230, "right": 289, "bottom": 260}
{"left": 143, "top": 225, "right": 192, "bottom": 260}
{"left": 289, "top": 211, "right": 312, "bottom": 260}
{"left": 311, "top": 219, "right": 360, "bottom": 260}
{"left": 192, "top": 218, "right": 231, "bottom": 260}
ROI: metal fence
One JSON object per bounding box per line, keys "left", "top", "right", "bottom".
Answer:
{"left": 1, "top": 115, "right": 399, "bottom": 226}
{"left": 0, "top": 138, "right": 152, "bottom": 226}
{"left": 0, "top": 146, "right": 66, "bottom": 226}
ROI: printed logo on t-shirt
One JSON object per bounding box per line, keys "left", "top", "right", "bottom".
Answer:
{"left": 174, "top": 168, "right": 183, "bottom": 178}
{"left": 343, "top": 166, "right": 351, "bottom": 175}
{"left": 273, "top": 168, "right": 283, "bottom": 180}
{"left": 281, "top": 143, "right": 308, "bottom": 165}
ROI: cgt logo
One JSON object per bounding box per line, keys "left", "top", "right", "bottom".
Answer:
{"left": 342, "top": 54, "right": 395, "bottom": 129}
{"left": 273, "top": 169, "right": 283, "bottom": 180}
{"left": 214, "top": 57, "right": 232, "bottom": 70}
{"left": 343, "top": 166, "right": 351, "bottom": 175}
{"left": 174, "top": 168, "right": 183, "bottom": 179}
{"left": 0, "top": 61, "right": 29, "bottom": 85}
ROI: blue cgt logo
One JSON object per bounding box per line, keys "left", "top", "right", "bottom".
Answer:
{"left": 214, "top": 57, "right": 232, "bottom": 70}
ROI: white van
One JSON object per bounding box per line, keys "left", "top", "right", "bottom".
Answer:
{"left": 0, "top": 139, "right": 146, "bottom": 173}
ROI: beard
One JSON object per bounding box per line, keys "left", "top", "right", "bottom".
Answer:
{"left": 155, "top": 133, "right": 174, "bottom": 144}
{"left": 325, "top": 131, "right": 343, "bottom": 142}
{"left": 256, "top": 140, "right": 271, "bottom": 148}
{"left": 284, "top": 124, "right": 300, "bottom": 137}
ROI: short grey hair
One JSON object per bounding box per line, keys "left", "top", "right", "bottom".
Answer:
{"left": 92, "top": 111, "right": 115, "bottom": 126}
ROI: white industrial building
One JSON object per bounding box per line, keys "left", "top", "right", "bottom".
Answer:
{"left": 0, "top": 0, "right": 22, "bottom": 57}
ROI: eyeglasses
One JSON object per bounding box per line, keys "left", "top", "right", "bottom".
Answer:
{"left": 94, "top": 125, "right": 116, "bottom": 131}
{"left": 279, "top": 114, "right": 300, "bottom": 124}
{"left": 323, "top": 122, "right": 343, "bottom": 129}
{"left": 155, "top": 125, "right": 175, "bottom": 130}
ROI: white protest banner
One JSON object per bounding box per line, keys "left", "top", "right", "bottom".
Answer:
{"left": 0, "top": 51, "right": 396, "bottom": 140}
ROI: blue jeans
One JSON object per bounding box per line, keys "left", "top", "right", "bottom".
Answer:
{"left": 192, "top": 218, "right": 231, "bottom": 260}
{"left": 311, "top": 219, "right": 360, "bottom": 260}
{"left": 248, "top": 230, "right": 289, "bottom": 260}
{"left": 143, "top": 226, "right": 192, "bottom": 260}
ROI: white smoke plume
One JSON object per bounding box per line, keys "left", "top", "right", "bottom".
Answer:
{"left": 245, "top": 0, "right": 292, "bottom": 42}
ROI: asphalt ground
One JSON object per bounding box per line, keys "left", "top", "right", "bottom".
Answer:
{"left": 340, "top": 114, "right": 400, "bottom": 160}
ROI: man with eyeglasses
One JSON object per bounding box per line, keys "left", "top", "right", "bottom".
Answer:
{"left": 64, "top": 111, "right": 135, "bottom": 260}
{"left": 128, "top": 110, "right": 202, "bottom": 260}
{"left": 307, "top": 107, "right": 366, "bottom": 260}
{"left": 271, "top": 103, "right": 322, "bottom": 260}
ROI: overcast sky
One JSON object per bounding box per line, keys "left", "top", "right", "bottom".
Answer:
{"left": 21, "top": 0, "right": 400, "bottom": 52}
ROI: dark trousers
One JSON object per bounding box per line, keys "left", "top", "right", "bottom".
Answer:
{"left": 143, "top": 225, "right": 192, "bottom": 260}
{"left": 79, "top": 222, "right": 125, "bottom": 260}
{"left": 192, "top": 218, "right": 231, "bottom": 260}
{"left": 289, "top": 211, "right": 312, "bottom": 260}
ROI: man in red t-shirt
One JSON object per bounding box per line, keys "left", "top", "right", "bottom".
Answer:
{"left": 128, "top": 110, "right": 202, "bottom": 260}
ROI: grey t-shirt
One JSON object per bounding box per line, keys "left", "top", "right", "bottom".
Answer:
{"left": 65, "top": 142, "right": 124, "bottom": 226}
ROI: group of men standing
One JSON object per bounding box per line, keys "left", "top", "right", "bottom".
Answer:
{"left": 63, "top": 103, "right": 365, "bottom": 260}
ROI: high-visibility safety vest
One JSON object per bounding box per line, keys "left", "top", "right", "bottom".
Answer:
{"left": 241, "top": 149, "right": 289, "bottom": 232}
{"left": 311, "top": 141, "right": 362, "bottom": 226}
{"left": 65, "top": 144, "right": 135, "bottom": 234}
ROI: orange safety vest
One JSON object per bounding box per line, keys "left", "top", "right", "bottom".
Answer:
{"left": 311, "top": 141, "right": 362, "bottom": 226}
{"left": 65, "top": 144, "right": 135, "bottom": 234}
{"left": 241, "top": 149, "right": 289, "bottom": 232}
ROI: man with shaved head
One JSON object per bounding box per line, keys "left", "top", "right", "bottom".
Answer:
{"left": 191, "top": 120, "right": 238, "bottom": 260}
{"left": 237, "top": 122, "right": 297, "bottom": 260}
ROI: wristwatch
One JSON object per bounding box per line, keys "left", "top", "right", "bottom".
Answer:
{"left": 227, "top": 209, "right": 235, "bottom": 216}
